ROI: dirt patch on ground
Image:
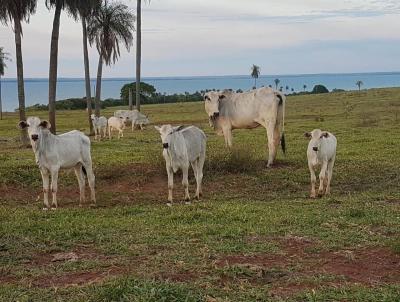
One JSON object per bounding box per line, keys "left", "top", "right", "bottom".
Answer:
{"left": 217, "top": 236, "right": 400, "bottom": 297}
{"left": 32, "top": 266, "right": 124, "bottom": 288}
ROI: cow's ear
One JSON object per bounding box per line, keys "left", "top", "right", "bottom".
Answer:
{"left": 304, "top": 132, "right": 312, "bottom": 138}
{"left": 39, "top": 120, "right": 51, "bottom": 129}
{"left": 154, "top": 126, "right": 161, "bottom": 132}
{"left": 320, "top": 132, "right": 329, "bottom": 138}
{"left": 219, "top": 94, "right": 226, "bottom": 99}
{"left": 18, "top": 121, "right": 28, "bottom": 129}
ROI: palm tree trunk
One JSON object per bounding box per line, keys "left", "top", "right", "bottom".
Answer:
{"left": 14, "top": 20, "right": 29, "bottom": 145}
{"left": 48, "top": 1, "right": 62, "bottom": 134}
{"left": 95, "top": 54, "right": 103, "bottom": 116}
{"left": 135, "top": 0, "right": 141, "bottom": 112}
{"left": 0, "top": 75, "right": 2, "bottom": 120}
{"left": 82, "top": 17, "right": 94, "bottom": 135}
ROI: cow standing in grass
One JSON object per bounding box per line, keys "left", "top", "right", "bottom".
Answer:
{"left": 114, "top": 110, "right": 150, "bottom": 131}
{"left": 90, "top": 114, "right": 107, "bottom": 141}
{"left": 18, "top": 117, "right": 96, "bottom": 209}
{"left": 204, "top": 87, "right": 286, "bottom": 167}
{"left": 305, "top": 129, "right": 337, "bottom": 198}
{"left": 155, "top": 125, "right": 206, "bottom": 206}
{"left": 108, "top": 116, "right": 127, "bottom": 139}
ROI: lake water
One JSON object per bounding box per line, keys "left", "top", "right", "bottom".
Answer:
{"left": 1, "top": 72, "right": 399, "bottom": 111}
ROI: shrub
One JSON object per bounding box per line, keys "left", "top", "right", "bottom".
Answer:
{"left": 311, "top": 85, "right": 329, "bottom": 94}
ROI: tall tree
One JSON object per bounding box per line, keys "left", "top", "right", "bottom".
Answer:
{"left": 88, "top": 1, "right": 134, "bottom": 116}
{"left": 0, "top": 47, "right": 11, "bottom": 120}
{"left": 0, "top": 0, "right": 36, "bottom": 144}
{"left": 274, "top": 78, "right": 280, "bottom": 90}
{"left": 76, "top": 0, "right": 101, "bottom": 134}
{"left": 135, "top": 0, "right": 150, "bottom": 112}
{"left": 46, "top": 0, "right": 79, "bottom": 134}
{"left": 250, "top": 64, "right": 260, "bottom": 88}
{"left": 356, "top": 80, "right": 363, "bottom": 91}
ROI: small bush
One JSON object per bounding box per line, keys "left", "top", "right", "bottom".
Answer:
{"left": 312, "top": 85, "right": 329, "bottom": 94}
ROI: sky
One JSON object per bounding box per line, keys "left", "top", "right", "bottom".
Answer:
{"left": 0, "top": 0, "right": 399, "bottom": 78}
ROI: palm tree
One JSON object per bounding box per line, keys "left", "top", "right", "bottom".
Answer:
{"left": 88, "top": 1, "right": 134, "bottom": 116}
{"left": 76, "top": 0, "right": 101, "bottom": 134}
{"left": 136, "top": 0, "right": 150, "bottom": 112}
{"left": 0, "top": 47, "right": 11, "bottom": 120}
{"left": 356, "top": 80, "right": 363, "bottom": 91}
{"left": 46, "top": 0, "right": 80, "bottom": 134}
{"left": 0, "top": 0, "right": 36, "bottom": 144}
{"left": 303, "top": 84, "right": 307, "bottom": 92}
{"left": 274, "top": 78, "right": 280, "bottom": 90}
{"left": 250, "top": 64, "right": 260, "bottom": 88}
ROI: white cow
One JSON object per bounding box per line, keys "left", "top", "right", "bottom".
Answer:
{"left": 204, "top": 87, "right": 286, "bottom": 167}
{"left": 108, "top": 116, "right": 127, "bottom": 139}
{"left": 114, "top": 110, "right": 150, "bottom": 131}
{"left": 18, "top": 117, "right": 96, "bottom": 209}
{"left": 305, "top": 129, "right": 337, "bottom": 198}
{"left": 90, "top": 114, "right": 107, "bottom": 141}
{"left": 155, "top": 125, "right": 206, "bottom": 206}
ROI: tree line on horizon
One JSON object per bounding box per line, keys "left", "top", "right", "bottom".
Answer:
{"left": 0, "top": 0, "right": 148, "bottom": 145}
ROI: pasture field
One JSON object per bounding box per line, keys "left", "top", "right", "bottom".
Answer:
{"left": 0, "top": 88, "right": 399, "bottom": 301}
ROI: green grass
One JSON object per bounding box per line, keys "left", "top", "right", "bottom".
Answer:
{"left": 0, "top": 88, "right": 399, "bottom": 301}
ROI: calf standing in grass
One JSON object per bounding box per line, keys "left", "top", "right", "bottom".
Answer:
{"left": 18, "top": 117, "right": 96, "bottom": 209}
{"left": 108, "top": 116, "right": 127, "bottom": 139}
{"left": 155, "top": 125, "right": 206, "bottom": 206}
{"left": 305, "top": 129, "right": 337, "bottom": 198}
{"left": 91, "top": 114, "right": 107, "bottom": 141}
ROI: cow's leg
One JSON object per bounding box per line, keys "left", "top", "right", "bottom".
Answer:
{"left": 182, "top": 164, "right": 190, "bottom": 204}
{"left": 222, "top": 127, "right": 233, "bottom": 148}
{"left": 325, "top": 157, "right": 335, "bottom": 195}
{"left": 50, "top": 168, "right": 59, "bottom": 209}
{"left": 81, "top": 161, "right": 96, "bottom": 205}
{"left": 40, "top": 168, "right": 50, "bottom": 210}
{"left": 197, "top": 156, "right": 205, "bottom": 200}
{"left": 108, "top": 126, "right": 112, "bottom": 140}
{"left": 103, "top": 127, "right": 107, "bottom": 139}
{"left": 309, "top": 163, "right": 316, "bottom": 198}
{"left": 74, "top": 165, "right": 86, "bottom": 206}
{"left": 191, "top": 160, "right": 200, "bottom": 200}
{"left": 166, "top": 165, "right": 174, "bottom": 206}
{"left": 266, "top": 120, "right": 277, "bottom": 167}
{"left": 318, "top": 161, "right": 328, "bottom": 197}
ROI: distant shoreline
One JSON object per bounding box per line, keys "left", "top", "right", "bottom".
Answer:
{"left": 2, "top": 71, "right": 400, "bottom": 82}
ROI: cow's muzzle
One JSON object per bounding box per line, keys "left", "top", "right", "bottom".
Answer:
{"left": 313, "top": 147, "right": 318, "bottom": 152}
{"left": 163, "top": 143, "right": 169, "bottom": 149}
{"left": 31, "top": 134, "right": 39, "bottom": 141}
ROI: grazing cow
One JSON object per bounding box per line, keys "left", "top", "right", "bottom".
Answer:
{"left": 155, "top": 125, "right": 206, "bottom": 206}
{"left": 305, "top": 129, "right": 337, "bottom": 198}
{"left": 108, "top": 116, "right": 127, "bottom": 139}
{"left": 18, "top": 117, "right": 96, "bottom": 209}
{"left": 114, "top": 110, "right": 150, "bottom": 131}
{"left": 90, "top": 114, "right": 108, "bottom": 141}
{"left": 204, "top": 87, "right": 286, "bottom": 167}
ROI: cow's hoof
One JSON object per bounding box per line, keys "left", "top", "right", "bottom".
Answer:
{"left": 51, "top": 207, "right": 57, "bottom": 211}
{"left": 166, "top": 202, "right": 172, "bottom": 207}
{"left": 42, "top": 207, "right": 49, "bottom": 211}
{"left": 185, "top": 201, "right": 191, "bottom": 205}
{"left": 89, "top": 203, "right": 97, "bottom": 208}
{"left": 310, "top": 194, "right": 316, "bottom": 199}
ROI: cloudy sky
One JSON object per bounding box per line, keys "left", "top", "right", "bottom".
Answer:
{"left": 1, "top": 0, "right": 399, "bottom": 78}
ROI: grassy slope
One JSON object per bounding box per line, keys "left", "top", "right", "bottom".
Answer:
{"left": 0, "top": 88, "right": 399, "bottom": 301}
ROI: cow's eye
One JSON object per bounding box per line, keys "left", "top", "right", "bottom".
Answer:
{"left": 204, "top": 96, "right": 210, "bottom": 101}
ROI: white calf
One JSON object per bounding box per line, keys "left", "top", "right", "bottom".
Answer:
{"left": 114, "top": 110, "right": 150, "bottom": 131}
{"left": 108, "top": 116, "right": 127, "bottom": 139}
{"left": 91, "top": 114, "right": 107, "bottom": 141}
{"left": 155, "top": 125, "right": 206, "bottom": 206}
{"left": 18, "top": 117, "right": 96, "bottom": 209}
{"left": 305, "top": 129, "right": 337, "bottom": 198}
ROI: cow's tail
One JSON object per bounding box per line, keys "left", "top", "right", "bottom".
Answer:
{"left": 276, "top": 92, "right": 286, "bottom": 155}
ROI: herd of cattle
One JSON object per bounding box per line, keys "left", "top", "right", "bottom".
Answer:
{"left": 17, "top": 87, "right": 337, "bottom": 209}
